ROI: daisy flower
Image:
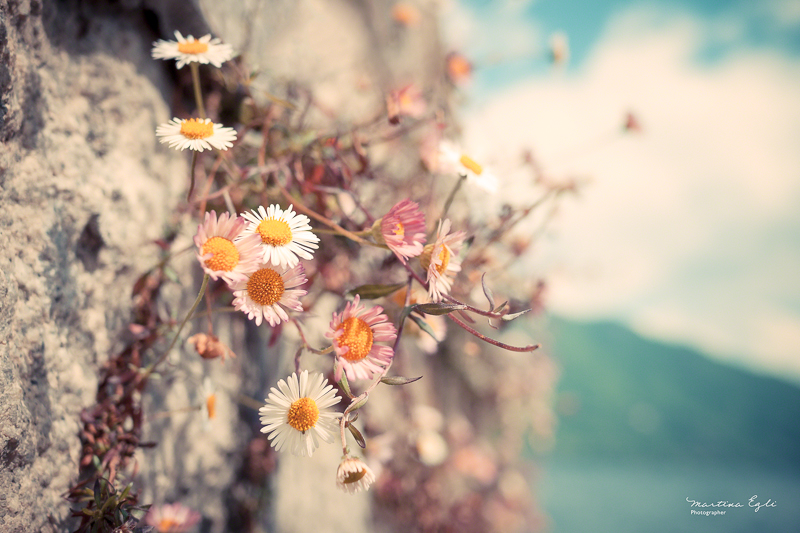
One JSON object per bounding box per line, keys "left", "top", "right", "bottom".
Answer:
{"left": 151, "top": 30, "right": 235, "bottom": 69}
{"left": 437, "top": 140, "right": 499, "bottom": 193}
{"left": 336, "top": 456, "right": 377, "bottom": 494}
{"left": 241, "top": 204, "right": 320, "bottom": 269}
{"left": 201, "top": 377, "right": 217, "bottom": 424}
{"left": 144, "top": 503, "right": 201, "bottom": 533}
{"left": 372, "top": 198, "right": 427, "bottom": 262}
{"left": 445, "top": 51, "right": 472, "bottom": 85}
{"left": 326, "top": 295, "right": 397, "bottom": 382}
{"left": 230, "top": 263, "right": 307, "bottom": 327}
{"left": 194, "top": 211, "right": 262, "bottom": 285}
{"left": 259, "top": 370, "right": 341, "bottom": 457}
{"left": 156, "top": 117, "right": 237, "bottom": 152}
{"left": 386, "top": 84, "right": 426, "bottom": 124}
{"left": 420, "top": 219, "right": 466, "bottom": 302}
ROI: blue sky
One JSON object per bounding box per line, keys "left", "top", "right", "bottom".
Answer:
{"left": 445, "top": 0, "right": 800, "bottom": 381}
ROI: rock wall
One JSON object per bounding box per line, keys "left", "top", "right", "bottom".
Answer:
{"left": 0, "top": 1, "right": 184, "bottom": 531}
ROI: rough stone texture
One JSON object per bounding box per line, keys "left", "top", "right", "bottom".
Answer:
{"left": 0, "top": 0, "right": 184, "bottom": 531}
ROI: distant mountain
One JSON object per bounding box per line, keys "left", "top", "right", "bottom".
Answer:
{"left": 543, "top": 317, "right": 800, "bottom": 470}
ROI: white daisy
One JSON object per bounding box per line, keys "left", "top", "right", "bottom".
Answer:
{"left": 241, "top": 204, "right": 320, "bottom": 268}
{"left": 231, "top": 263, "right": 307, "bottom": 327}
{"left": 260, "top": 370, "right": 341, "bottom": 457}
{"left": 437, "top": 140, "right": 499, "bottom": 193}
{"left": 420, "top": 219, "right": 466, "bottom": 302}
{"left": 151, "top": 30, "right": 235, "bottom": 69}
{"left": 156, "top": 117, "right": 237, "bottom": 152}
{"left": 336, "top": 456, "right": 376, "bottom": 494}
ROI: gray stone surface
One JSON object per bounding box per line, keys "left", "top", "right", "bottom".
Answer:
{"left": 0, "top": 0, "right": 184, "bottom": 530}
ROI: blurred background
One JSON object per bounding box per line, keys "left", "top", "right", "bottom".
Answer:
{"left": 442, "top": 0, "right": 800, "bottom": 530}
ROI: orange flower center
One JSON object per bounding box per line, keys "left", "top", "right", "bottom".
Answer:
{"left": 246, "top": 268, "right": 285, "bottom": 306}
{"left": 459, "top": 154, "right": 483, "bottom": 175}
{"left": 287, "top": 397, "right": 319, "bottom": 432}
{"left": 201, "top": 236, "right": 239, "bottom": 272}
{"left": 337, "top": 317, "right": 374, "bottom": 362}
{"left": 393, "top": 221, "right": 405, "bottom": 236}
{"left": 177, "top": 40, "right": 209, "bottom": 55}
{"left": 157, "top": 518, "right": 179, "bottom": 532}
{"left": 179, "top": 118, "right": 214, "bottom": 140}
{"left": 342, "top": 467, "right": 368, "bottom": 484}
{"left": 436, "top": 246, "right": 450, "bottom": 274}
{"left": 256, "top": 218, "right": 293, "bottom": 246}
{"left": 206, "top": 394, "right": 217, "bottom": 420}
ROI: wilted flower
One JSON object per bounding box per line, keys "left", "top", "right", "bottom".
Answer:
{"left": 326, "top": 295, "right": 397, "bottom": 382}
{"left": 240, "top": 204, "right": 319, "bottom": 269}
{"left": 336, "top": 456, "right": 376, "bottom": 494}
{"left": 391, "top": 2, "right": 421, "bottom": 27}
{"left": 420, "top": 219, "right": 466, "bottom": 302}
{"left": 372, "top": 198, "right": 427, "bottom": 262}
{"left": 144, "top": 503, "right": 201, "bottom": 533}
{"left": 446, "top": 52, "right": 472, "bottom": 85}
{"left": 156, "top": 118, "right": 237, "bottom": 152}
{"left": 193, "top": 211, "right": 262, "bottom": 285}
{"left": 231, "top": 263, "right": 307, "bottom": 327}
{"left": 187, "top": 333, "right": 236, "bottom": 361}
{"left": 151, "top": 30, "right": 235, "bottom": 69}
{"left": 386, "top": 84, "right": 426, "bottom": 124}
{"left": 260, "top": 370, "right": 341, "bottom": 457}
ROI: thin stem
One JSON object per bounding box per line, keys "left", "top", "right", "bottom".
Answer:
{"left": 190, "top": 62, "right": 206, "bottom": 119}
{"left": 188, "top": 151, "right": 198, "bottom": 201}
{"left": 446, "top": 312, "right": 540, "bottom": 352}
{"left": 441, "top": 173, "right": 467, "bottom": 220}
{"left": 142, "top": 273, "right": 210, "bottom": 379}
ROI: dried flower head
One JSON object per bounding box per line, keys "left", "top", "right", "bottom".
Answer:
{"left": 260, "top": 370, "right": 341, "bottom": 457}
{"left": 241, "top": 204, "right": 320, "bottom": 269}
{"left": 373, "top": 199, "right": 427, "bottom": 262}
{"left": 336, "top": 456, "right": 376, "bottom": 494}
{"left": 151, "top": 30, "right": 235, "bottom": 69}
{"left": 420, "top": 219, "right": 466, "bottom": 302}
{"left": 156, "top": 118, "right": 237, "bottom": 152}
{"left": 187, "top": 333, "right": 236, "bottom": 361}
{"left": 231, "top": 263, "right": 307, "bottom": 327}
{"left": 326, "top": 295, "right": 397, "bottom": 382}
{"left": 144, "top": 503, "right": 201, "bottom": 533}
{"left": 193, "top": 211, "right": 262, "bottom": 285}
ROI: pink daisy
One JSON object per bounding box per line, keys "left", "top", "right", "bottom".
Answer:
{"left": 420, "top": 219, "right": 466, "bottom": 302}
{"left": 376, "top": 199, "right": 427, "bottom": 262}
{"left": 231, "top": 263, "right": 307, "bottom": 326}
{"left": 144, "top": 503, "right": 201, "bottom": 533}
{"left": 326, "top": 295, "right": 397, "bottom": 382}
{"left": 194, "top": 211, "right": 262, "bottom": 285}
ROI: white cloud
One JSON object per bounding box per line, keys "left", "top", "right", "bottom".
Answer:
{"left": 465, "top": 6, "right": 800, "bottom": 380}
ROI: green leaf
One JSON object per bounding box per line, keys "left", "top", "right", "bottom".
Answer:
{"left": 348, "top": 423, "right": 367, "bottom": 449}
{"left": 346, "top": 394, "right": 369, "bottom": 413}
{"left": 380, "top": 375, "right": 423, "bottom": 386}
{"left": 348, "top": 282, "right": 406, "bottom": 299}
{"left": 414, "top": 302, "right": 466, "bottom": 315}
{"left": 338, "top": 373, "right": 354, "bottom": 399}
{"left": 408, "top": 314, "right": 439, "bottom": 342}
{"left": 481, "top": 273, "right": 495, "bottom": 311}
{"left": 502, "top": 308, "right": 532, "bottom": 321}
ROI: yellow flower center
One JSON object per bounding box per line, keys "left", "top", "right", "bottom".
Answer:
{"left": 337, "top": 317, "right": 374, "bottom": 362}
{"left": 257, "top": 218, "right": 293, "bottom": 246}
{"left": 246, "top": 268, "right": 285, "bottom": 306}
{"left": 157, "top": 518, "right": 179, "bottom": 532}
{"left": 342, "top": 467, "right": 368, "bottom": 484}
{"left": 393, "top": 221, "right": 405, "bottom": 236}
{"left": 179, "top": 118, "right": 214, "bottom": 140}
{"left": 436, "top": 246, "right": 450, "bottom": 274}
{"left": 287, "top": 397, "right": 319, "bottom": 432}
{"left": 459, "top": 154, "right": 483, "bottom": 175}
{"left": 206, "top": 394, "right": 217, "bottom": 420}
{"left": 177, "top": 40, "right": 209, "bottom": 55}
{"left": 201, "top": 237, "right": 239, "bottom": 272}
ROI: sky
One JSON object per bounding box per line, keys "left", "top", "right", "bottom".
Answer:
{"left": 445, "top": 0, "right": 800, "bottom": 381}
